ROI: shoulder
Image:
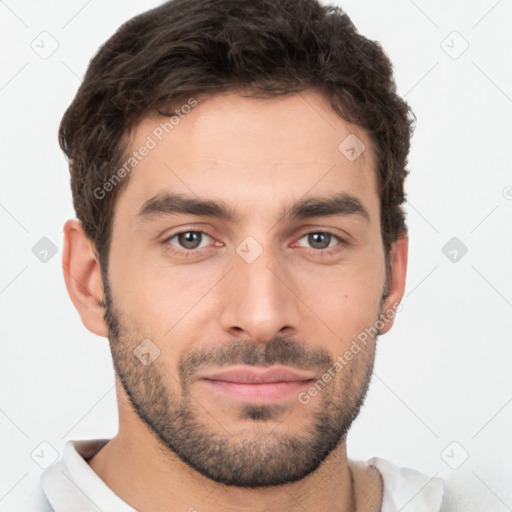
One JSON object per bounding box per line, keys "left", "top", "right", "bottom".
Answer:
{"left": 9, "top": 470, "right": 54, "bottom": 512}
{"left": 17, "top": 438, "right": 113, "bottom": 512}
{"left": 352, "top": 456, "right": 444, "bottom": 512}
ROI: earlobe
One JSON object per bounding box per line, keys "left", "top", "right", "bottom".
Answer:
{"left": 379, "top": 233, "right": 409, "bottom": 336}
{"left": 62, "top": 219, "right": 109, "bottom": 338}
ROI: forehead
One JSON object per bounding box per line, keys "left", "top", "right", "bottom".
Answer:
{"left": 117, "top": 91, "right": 379, "bottom": 224}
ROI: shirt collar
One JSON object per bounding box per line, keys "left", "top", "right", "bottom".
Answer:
{"left": 368, "top": 456, "right": 444, "bottom": 512}
{"left": 41, "top": 439, "right": 136, "bottom": 512}
{"left": 41, "top": 439, "right": 444, "bottom": 512}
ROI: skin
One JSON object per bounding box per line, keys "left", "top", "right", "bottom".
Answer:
{"left": 62, "top": 90, "right": 408, "bottom": 512}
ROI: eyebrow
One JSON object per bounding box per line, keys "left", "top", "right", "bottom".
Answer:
{"left": 136, "top": 191, "right": 370, "bottom": 224}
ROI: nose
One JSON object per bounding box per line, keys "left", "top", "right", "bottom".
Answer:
{"left": 219, "top": 242, "right": 302, "bottom": 343}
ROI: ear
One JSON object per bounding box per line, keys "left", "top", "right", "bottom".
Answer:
{"left": 62, "top": 219, "right": 109, "bottom": 338}
{"left": 378, "top": 232, "right": 408, "bottom": 336}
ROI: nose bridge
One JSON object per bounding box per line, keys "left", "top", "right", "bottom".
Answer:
{"left": 219, "top": 236, "right": 301, "bottom": 341}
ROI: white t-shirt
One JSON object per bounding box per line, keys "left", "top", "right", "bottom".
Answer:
{"left": 29, "top": 439, "right": 445, "bottom": 511}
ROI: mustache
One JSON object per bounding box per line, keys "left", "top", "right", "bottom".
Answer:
{"left": 178, "top": 336, "right": 333, "bottom": 385}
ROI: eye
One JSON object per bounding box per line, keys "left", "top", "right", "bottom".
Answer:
{"left": 164, "top": 231, "right": 214, "bottom": 253}
{"left": 295, "top": 231, "right": 348, "bottom": 253}
{"left": 162, "top": 229, "right": 349, "bottom": 258}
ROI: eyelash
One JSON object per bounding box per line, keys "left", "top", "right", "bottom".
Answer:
{"left": 162, "top": 229, "right": 350, "bottom": 257}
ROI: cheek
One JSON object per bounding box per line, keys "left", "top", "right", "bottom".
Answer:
{"left": 110, "top": 253, "right": 223, "bottom": 339}
{"left": 108, "top": 215, "right": 386, "bottom": 340}
{"left": 290, "top": 255, "right": 385, "bottom": 336}
{"left": 311, "top": 280, "right": 380, "bottom": 336}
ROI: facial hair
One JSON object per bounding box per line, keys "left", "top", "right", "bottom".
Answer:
{"left": 101, "top": 275, "right": 381, "bottom": 488}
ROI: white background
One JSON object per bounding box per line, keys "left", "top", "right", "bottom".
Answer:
{"left": 1, "top": 1, "right": 511, "bottom": 510}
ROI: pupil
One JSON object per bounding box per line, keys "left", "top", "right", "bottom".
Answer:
{"left": 181, "top": 232, "right": 200, "bottom": 248}
{"left": 177, "top": 232, "right": 331, "bottom": 250}
{"left": 310, "top": 233, "right": 329, "bottom": 249}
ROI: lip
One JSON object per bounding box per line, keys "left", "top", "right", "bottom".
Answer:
{"left": 196, "top": 365, "right": 315, "bottom": 404}
{"left": 196, "top": 365, "right": 316, "bottom": 383}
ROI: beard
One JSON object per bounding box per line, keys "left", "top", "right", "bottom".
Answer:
{"left": 101, "top": 274, "right": 380, "bottom": 488}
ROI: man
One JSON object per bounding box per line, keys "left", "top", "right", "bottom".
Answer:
{"left": 38, "top": 0, "right": 445, "bottom": 509}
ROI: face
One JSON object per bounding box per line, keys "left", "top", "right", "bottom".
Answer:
{"left": 102, "top": 91, "right": 394, "bottom": 487}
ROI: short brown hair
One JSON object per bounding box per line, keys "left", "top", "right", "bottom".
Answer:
{"left": 59, "top": 0, "right": 415, "bottom": 287}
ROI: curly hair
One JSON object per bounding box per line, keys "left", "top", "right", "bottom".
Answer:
{"left": 59, "top": 0, "right": 415, "bottom": 286}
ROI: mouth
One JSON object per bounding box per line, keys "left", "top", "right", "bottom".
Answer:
{"left": 196, "top": 365, "right": 316, "bottom": 404}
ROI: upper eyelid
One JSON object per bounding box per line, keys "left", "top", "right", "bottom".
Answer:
{"left": 295, "top": 231, "right": 344, "bottom": 244}
{"left": 164, "top": 230, "right": 214, "bottom": 246}
{"left": 164, "top": 229, "right": 212, "bottom": 239}
{"left": 164, "top": 229, "right": 347, "bottom": 249}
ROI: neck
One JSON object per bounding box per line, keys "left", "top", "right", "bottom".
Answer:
{"left": 87, "top": 384, "right": 382, "bottom": 512}
{"left": 89, "top": 432, "right": 356, "bottom": 512}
